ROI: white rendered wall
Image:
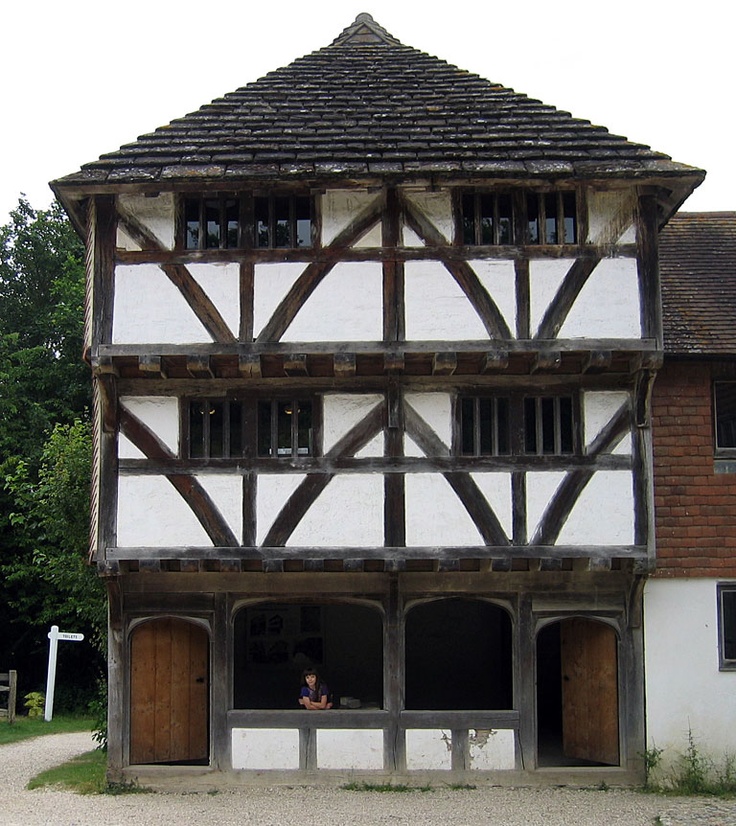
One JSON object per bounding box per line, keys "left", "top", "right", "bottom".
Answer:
{"left": 468, "top": 729, "right": 516, "bottom": 770}
{"left": 583, "top": 391, "right": 632, "bottom": 456}
{"left": 644, "top": 579, "right": 736, "bottom": 767}
{"left": 405, "top": 261, "right": 488, "bottom": 340}
{"left": 187, "top": 263, "right": 240, "bottom": 336}
{"left": 402, "top": 189, "right": 453, "bottom": 245}
{"left": 404, "top": 393, "right": 452, "bottom": 456}
{"left": 472, "top": 260, "right": 517, "bottom": 338}
{"left": 323, "top": 394, "right": 384, "bottom": 456}
{"left": 113, "top": 264, "right": 213, "bottom": 343}
{"left": 530, "top": 258, "right": 641, "bottom": 340}
{"left": 405, "top": 729, "right": 452, "bottom": 770}
{"left": 587, "top": 190, "right": 637, "bottom": 245}
{"left": 316, "top": 730, "right": 384, "bottom": 770}
{"left": 117, "top": 193, "right": 175, "bottom": 250}
{"left": 321, "top": 190, "right": 381, "bottom": 247}
{"left": 526, "top": 471, "right": 634, "bottom": 546}
{"left": 405, "top": 474, "right": 482, "bottom": 546}
{"left": 231, "top": 728, "right": 300, "bottom": 770}
{"left": 118, "top": 396, "right": 179, "bottom": 459}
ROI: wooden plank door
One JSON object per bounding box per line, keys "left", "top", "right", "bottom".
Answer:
{"left": 560, "top": 618, "right": 619, "bottom": 765}
{"left": 130, "top": 618, "right": 209, "bottom": 765}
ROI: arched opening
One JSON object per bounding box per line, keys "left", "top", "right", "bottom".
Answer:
{"left": 405, "top": 598, "right": 513, "bottom": 709}
{"left": 233, "top": 602, "right": 383, "bottom": 709}
{"left": 129, "top": 617, "right": 209, "bottom": 765}
{"left": 536, "top": 617, "right": 619, "bottom": 767}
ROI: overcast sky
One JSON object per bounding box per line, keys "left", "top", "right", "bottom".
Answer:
{"left": 2, "top": 0, "right": 730, "bottom": 223}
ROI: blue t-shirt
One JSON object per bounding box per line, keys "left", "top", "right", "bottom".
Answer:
{"left": 300, "top": 682, "right": 328, "bottom": 703}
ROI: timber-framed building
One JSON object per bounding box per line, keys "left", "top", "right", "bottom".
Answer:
{"left": 53, "top": 14, "right": 705, "bottom": 784}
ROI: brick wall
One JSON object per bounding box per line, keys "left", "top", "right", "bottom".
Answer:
{"left": 652, "top": 360, "right": 736, "bottom": 577}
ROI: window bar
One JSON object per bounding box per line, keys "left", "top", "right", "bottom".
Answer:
{"left": 473, "top": 397, "right": 481, "bottom": 456}
{"left": 535, "top": 397, "right": 544, "bottom": 456}
{"left": 202, "top": 398, "right": 211, "bottom": 459}
{"left": 492, "top": 398, "right": 500, "bottom": 457}
{"left": 492, "top": 194, "right": 500, "bottom": 246}
{"left": 223, "top": 400, "right": 231, "bottom": 458}
{"left": 556, "top": 193, "right": 565, "bottom": 247}
{"left": 291, "top": 399, "right": 299, "bottom": 459}
{"left": 554, "top": 397, "right": 561, "bottom": 455}
{"left": 289, "top": 198, "right": 296, "bottom": 249}
{"left": 270, "top": 400, "right": 278, "bottom": 458}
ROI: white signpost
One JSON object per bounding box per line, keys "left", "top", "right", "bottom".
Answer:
{"left": 45, "top": 625, "right": 84, "bottom": 722}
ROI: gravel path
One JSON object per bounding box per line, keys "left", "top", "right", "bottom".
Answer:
{"left": 2, "top": 733, "right": 736, "bottom": 826}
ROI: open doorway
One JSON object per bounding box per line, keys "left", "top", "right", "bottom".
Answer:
{"left": 405, "top": 598, "right": 512, "bottom": 710}
{"left": 536, "top": 618, "right": 619, "bottom": 767}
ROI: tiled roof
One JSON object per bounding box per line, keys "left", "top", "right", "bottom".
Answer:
{"left": 52, "top": 13, "right": 702, "bottom": 192}
{"left": 660, "top": 212, "right": 736, "bottom": 355}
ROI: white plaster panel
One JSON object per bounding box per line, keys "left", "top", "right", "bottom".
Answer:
{"left": 559, "top": 258, "right": 641, "bottom": 339}
{"left": 405, "top": 261, "right": 488, "bottom": 341}
{"left": 256, "top": 474, "right": 306, "bottom": 545}
{"left": 470, "top": 473, "right": 513, "bottom": 540}
{"left": 323, "top": 394, "right": 383, "bottom": 455}
{"left": 253, "top": 262, "right": 305, "bottom": 338}
{"left": 402, "top": 189, "right": 453, "bottom": 244}
{"left": 321, "top": 190, "right": 381, "bottom": 247}
{"left": 468, "top": 729, "right": 516, "bottom": 770}
{"left": 118, "top": 192, "right": 175, "bottom": 250}
{"left": 116, "top": 225, "right": 138, "bottom": 251}
{"left": 357, "top": 434, "right": 384, "bottom": 458}
{"left": 283, "top": 262, "right": 382, "bottom": 342}
{"left": 405, "top": 729, "right": 452, "bottom": 770}
{"left": 583, "top": 391, "right": 631, "bottom": 456}
{"left": 117, "top": 476, "right": 211, "bottom": 547}
{"left": 113, "top": 264, "right": 211, "bottom": 343}
{"left": 288, "top": 475, "right": 383, "bottom": 547}
{"left": 530, "top": 259, "right": 574, "bottom": 338}
{"left": 405, "top": 474, "right": 483, "bottom": 546}
{"left": 526, "top": 471, "right": 566, "bottom": 542}
{"left": 587, "top": 190, "right": 636, "bottom": 246}
{"left": 231, "top": 728, "right": 300, "bottom": 770}
{"left": 188, "top": 263, "right": 239, "bottom": 338}
{"left": 119, "top": 396, "right": 179, "bottom": 458}
{"left": 316, "top": 729, "right": 384, "bottom": 770}
{"left": 402, "top": 225, "right": 424, "bottom": 247}
{"left": 644, "top": 579, "right": 736, "bottom": 768}
{"left": 472, "top": 260, "right": 517, "bottom": 339}
{"left": 557, "top": 471, "right": 634, "bottom": 545}
{"left": 197, "top": 475, "right": 242, "bottom": 541}
{"left": 404, "top": 393, "right": 452, "bottom": 457}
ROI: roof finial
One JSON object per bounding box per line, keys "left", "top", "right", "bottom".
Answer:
{"left": 331, "top": 14, "right": 402, "bottom": 46}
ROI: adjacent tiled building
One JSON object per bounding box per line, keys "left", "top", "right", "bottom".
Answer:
{"left": 645, "top": 213, "right": 736, "bottom": 768}
{"left": 51, "top": 14, "right": 711, "bottom": 784}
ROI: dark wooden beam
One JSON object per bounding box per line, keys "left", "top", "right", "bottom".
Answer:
{"left": 531, "top": 350, "right": 562, "bottom": 373}
{"left": 238, "top": 353, "right": 262, "bottom": 378}
{"left": 432, "top": 352, "right": 457, "bottom": 376}
{"left": 482, "top": 350, "right": 509, "bottom": 372}
{"left": 138, "top": 355, "right": 167, "bottom": 378}
{"left": 583, "top": 350, "right": 613, "bottom": 373}
{"left": 333, "top": 352, "right": 357, "bottom": 378}
{"left": 284, "top": 354, "right": 309, "bottom": 377}
{"left": 186, "top": 355, "right": 214, "bottom": 379}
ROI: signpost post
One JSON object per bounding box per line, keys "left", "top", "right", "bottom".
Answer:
{"left": 45, "top": 625, "right": 84, "bottom": 722}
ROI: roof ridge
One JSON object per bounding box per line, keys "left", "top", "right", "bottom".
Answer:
{"left": 330, "top": 13, "right": 402, "bottom": 47}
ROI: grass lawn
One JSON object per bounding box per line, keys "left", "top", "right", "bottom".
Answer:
{"left": 0, "top": 715, "right": 94, "bottom": 746}
{"left": 27, "top": 749, "right": 107, "bottom": 794}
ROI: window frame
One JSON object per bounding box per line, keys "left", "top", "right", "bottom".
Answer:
{"left": 183, "top": 395, "right": 320, "bottom": 460}
{"left": 179, "top": 193, "right": 313, "bottom": 251}
{"left": 458, "top": 188, "right": 578, "bottom": 246}
{"left": 714, "top": 381, "right": 736, "bottom": 456}
{"left": 456, "top": 391, "right": 579, "bottom": 457}
{"left": 717, "top": 583, "right": 736, "bottom": 671}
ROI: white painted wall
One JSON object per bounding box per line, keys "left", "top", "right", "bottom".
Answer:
{"left": 405, "top": 729, "right": 452, "bottom": 770}
{"left": 583, "top": 391, "right": 632, "bottom": 456}
{"left": 316, "top": 729, "right": 384, "bottom": 770}
{"left": 530, "top": 258, "right": 641, "bottom": 340}
{"left": 402, "top": 189, "right": 453, "bottom": 245}
{"left": 404, "top": 393, "right": 452, "bottom": 457}
{"left": 405, "top": 474, "right": 483, "bottom": 546}
{"left": 472, "top": 260, "right": 517, "bottom": 338}
{"left": 187, "top": 263, "right": 240, "bottom": 337}
{"left": 644, "top": 579, "right": 736, "bottom": 769}
{"left": 119, "top": 396, "right": 179, "bottom": 459}
{"left": 405, "top": 261, "right": 489, "bottom": 340}
{"left": 117, "top": 193, "right": 175, "bottom": 250}
{"left": 323, "top": 394, "right": 384, "bottom": 456}
{"left": 231, "top": 728, "right": 300, "bottom": 770}
{"left": 113, "top": 264, "right": 212, "bottom": 343}
{"left": 282, "top": 262, "right": 383, "bottom": 342}
{"left": 468, "top": 728, "right": 516, "bottom": 770}
{"left": 587, "top": 190, "right": 637, "bottom": 246}
{"left": 321, "top": 190, "right": 381, "bottom": 247}
{"left": 526, "top": 471, "right": 634, "bottom": 546}
{"left": 117, "top": 476, "right": 212, "bottom": 547}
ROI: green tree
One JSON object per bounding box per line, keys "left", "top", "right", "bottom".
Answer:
{"left": 0, "top": 197, "right": 97, "bottom": 710}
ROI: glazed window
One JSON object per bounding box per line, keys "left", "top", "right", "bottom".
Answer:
{"left": 459, "top": 397, "right": 510, "bottom": 456}
{"left": 188, "top": 399, "right": 243, "bottom": 458}
{"left": 257, "top": 399, "right": 314, "bottom": 458}
{"left": 718, "top": 584, "right": 736, "bottom": 670}
{"left": 255, "top": 195, "right": 312, "bottom": 249}
{"left": 460, "top": 190, "right": 576, "bottom": 245}
{"left": 524, "top": 396, "right": 574, "bottom": 455}
{"left": 715, "top": 382, "right": 736, "bottom": 451}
